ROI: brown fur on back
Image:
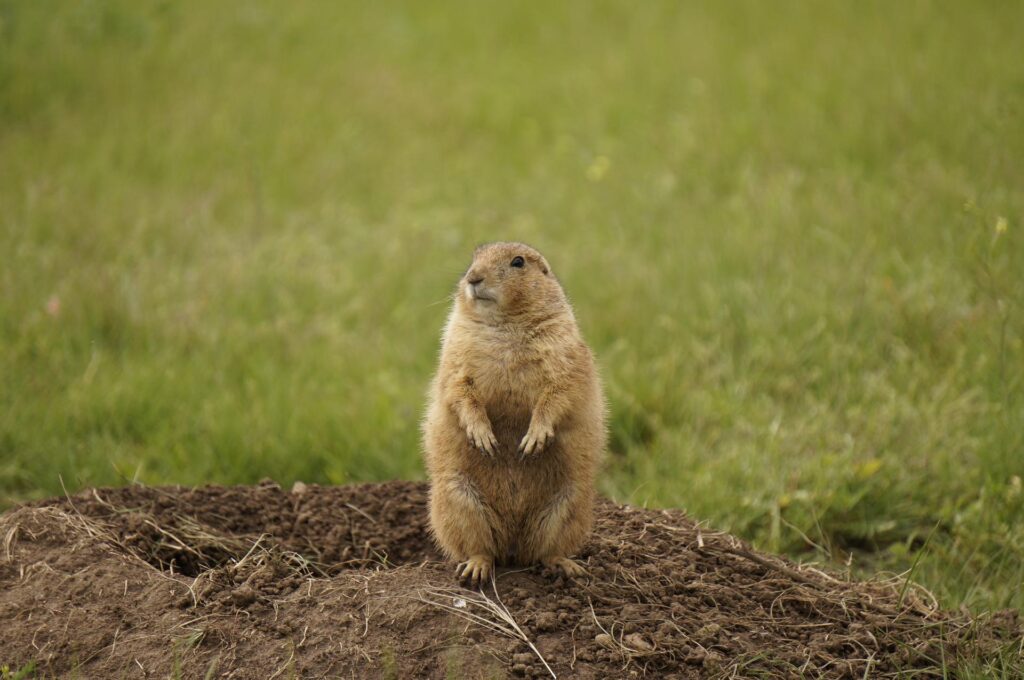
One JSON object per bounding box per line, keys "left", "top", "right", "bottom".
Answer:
{"left": 422, "top": 242, "right": 606, "bottom": 574}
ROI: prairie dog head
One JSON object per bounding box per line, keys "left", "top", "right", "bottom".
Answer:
{"left": 457, "top": 242, "right": 566, "bottom": 323}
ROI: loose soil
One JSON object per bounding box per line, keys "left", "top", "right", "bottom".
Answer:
{"left": 0, "top": 481, "right": 1017, "bottom": 678}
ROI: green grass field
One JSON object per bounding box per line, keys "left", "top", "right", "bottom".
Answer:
{"left": 2, "top": 0, "right": 1022, "bottom": 634}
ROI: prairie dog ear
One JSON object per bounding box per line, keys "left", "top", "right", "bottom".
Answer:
{"left": 538, "top": 255, "right": 551, "bottom": 276}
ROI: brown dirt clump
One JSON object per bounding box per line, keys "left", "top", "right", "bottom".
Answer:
{"left": 0, "top": 480, "right": 1018, "bottom": 678}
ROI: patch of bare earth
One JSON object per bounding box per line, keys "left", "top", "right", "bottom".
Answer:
{"left": 0, "top": 481, "right": 1018, "bottom": 678}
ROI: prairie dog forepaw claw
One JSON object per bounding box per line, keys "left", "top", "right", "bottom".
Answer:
{"left": 466, "top": 424, "right": 498, "bottom": 456}
{"left": 518, "top": 423, "right": 554, "bottom": 457}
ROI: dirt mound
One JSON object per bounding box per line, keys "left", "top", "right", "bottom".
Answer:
{"left": 0, "top": 481, "right": 1017, "bottom": 678}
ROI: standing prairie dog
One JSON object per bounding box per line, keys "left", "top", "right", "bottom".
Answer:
{"left": 422, "top": 242, "right": 606, "bottom": 585}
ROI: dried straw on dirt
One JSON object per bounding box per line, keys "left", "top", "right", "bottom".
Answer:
{"left": 0, "top": 481, "right": 1018, "bottom": 678}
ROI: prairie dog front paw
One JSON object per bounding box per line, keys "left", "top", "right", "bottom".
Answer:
{"left": 519, "top": 422, "right": 554, "bottom": 457}
{"left": 466, "top": 421, "right": 498, "bottom": 456}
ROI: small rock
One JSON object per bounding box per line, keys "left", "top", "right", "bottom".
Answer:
{"left": 685, "top": 649, "right": 706, "bottom": 665}
{"left": 696, "top": 622, "right": 721, "bottom": 638}
{"left": 534, "top": 612, "right": 558, "bottom": 632}
{"left": 595, "top": 633, "right": 615, "bottom": 649}
{"left": 230, "top": 585, "right": 257, "bottom": 607}
{"left": 291, "top": 481, "right": 308, "bottom": 495}
{"left": 624, "top": 633, "right": 653, "bottom": 651}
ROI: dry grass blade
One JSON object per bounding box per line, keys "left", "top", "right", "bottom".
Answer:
{"left": 415, "top": 577, "right": 557, "bottom": 679}
{"left": 3, "top": 522, "right": 19, "bottom": 561}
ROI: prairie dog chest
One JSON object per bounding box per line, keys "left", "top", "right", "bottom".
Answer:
{"left": 465, "top": 336, "right": 549, "bottom": 410}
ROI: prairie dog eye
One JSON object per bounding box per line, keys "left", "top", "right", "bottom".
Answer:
{"left": 510, "top": 256, "right": 525, "bottom": 268}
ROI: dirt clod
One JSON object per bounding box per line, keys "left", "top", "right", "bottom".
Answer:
{"left": 0, "top": 481, "right": 1017, "bottom": 678}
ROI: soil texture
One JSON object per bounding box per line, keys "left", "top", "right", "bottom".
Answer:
{"left": 0, "top": 480, "right": 1017, "bottom": 678}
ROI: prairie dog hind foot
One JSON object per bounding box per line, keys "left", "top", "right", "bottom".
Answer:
{"left": 541, "top": 555, "right": 587, "bottom": 579}
{"left": 456, "top": 554, "right": 494, "bottom": 587}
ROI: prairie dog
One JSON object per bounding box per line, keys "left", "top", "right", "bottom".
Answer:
{"left": 422, "top": 242, "right": 606, "bottom": 585}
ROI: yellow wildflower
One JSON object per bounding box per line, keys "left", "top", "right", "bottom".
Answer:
{"left": 586, "top": 155, "right": 611, "bottom": 182}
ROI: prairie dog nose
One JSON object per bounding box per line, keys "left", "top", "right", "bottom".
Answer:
{"left": 467, "top": 272, "right": 484, "bottom": 285}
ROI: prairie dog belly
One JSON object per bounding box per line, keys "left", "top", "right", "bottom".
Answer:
{"left": 469, "top": 441, "right": 574, "bottom": 563}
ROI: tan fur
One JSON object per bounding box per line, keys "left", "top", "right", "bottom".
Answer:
{"left": 422, "top": 242, "right": 606, "bottom": 585}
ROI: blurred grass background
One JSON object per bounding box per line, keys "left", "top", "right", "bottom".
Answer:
{"left": 1, "top": 0, "right": 1022, "bottom": 618}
